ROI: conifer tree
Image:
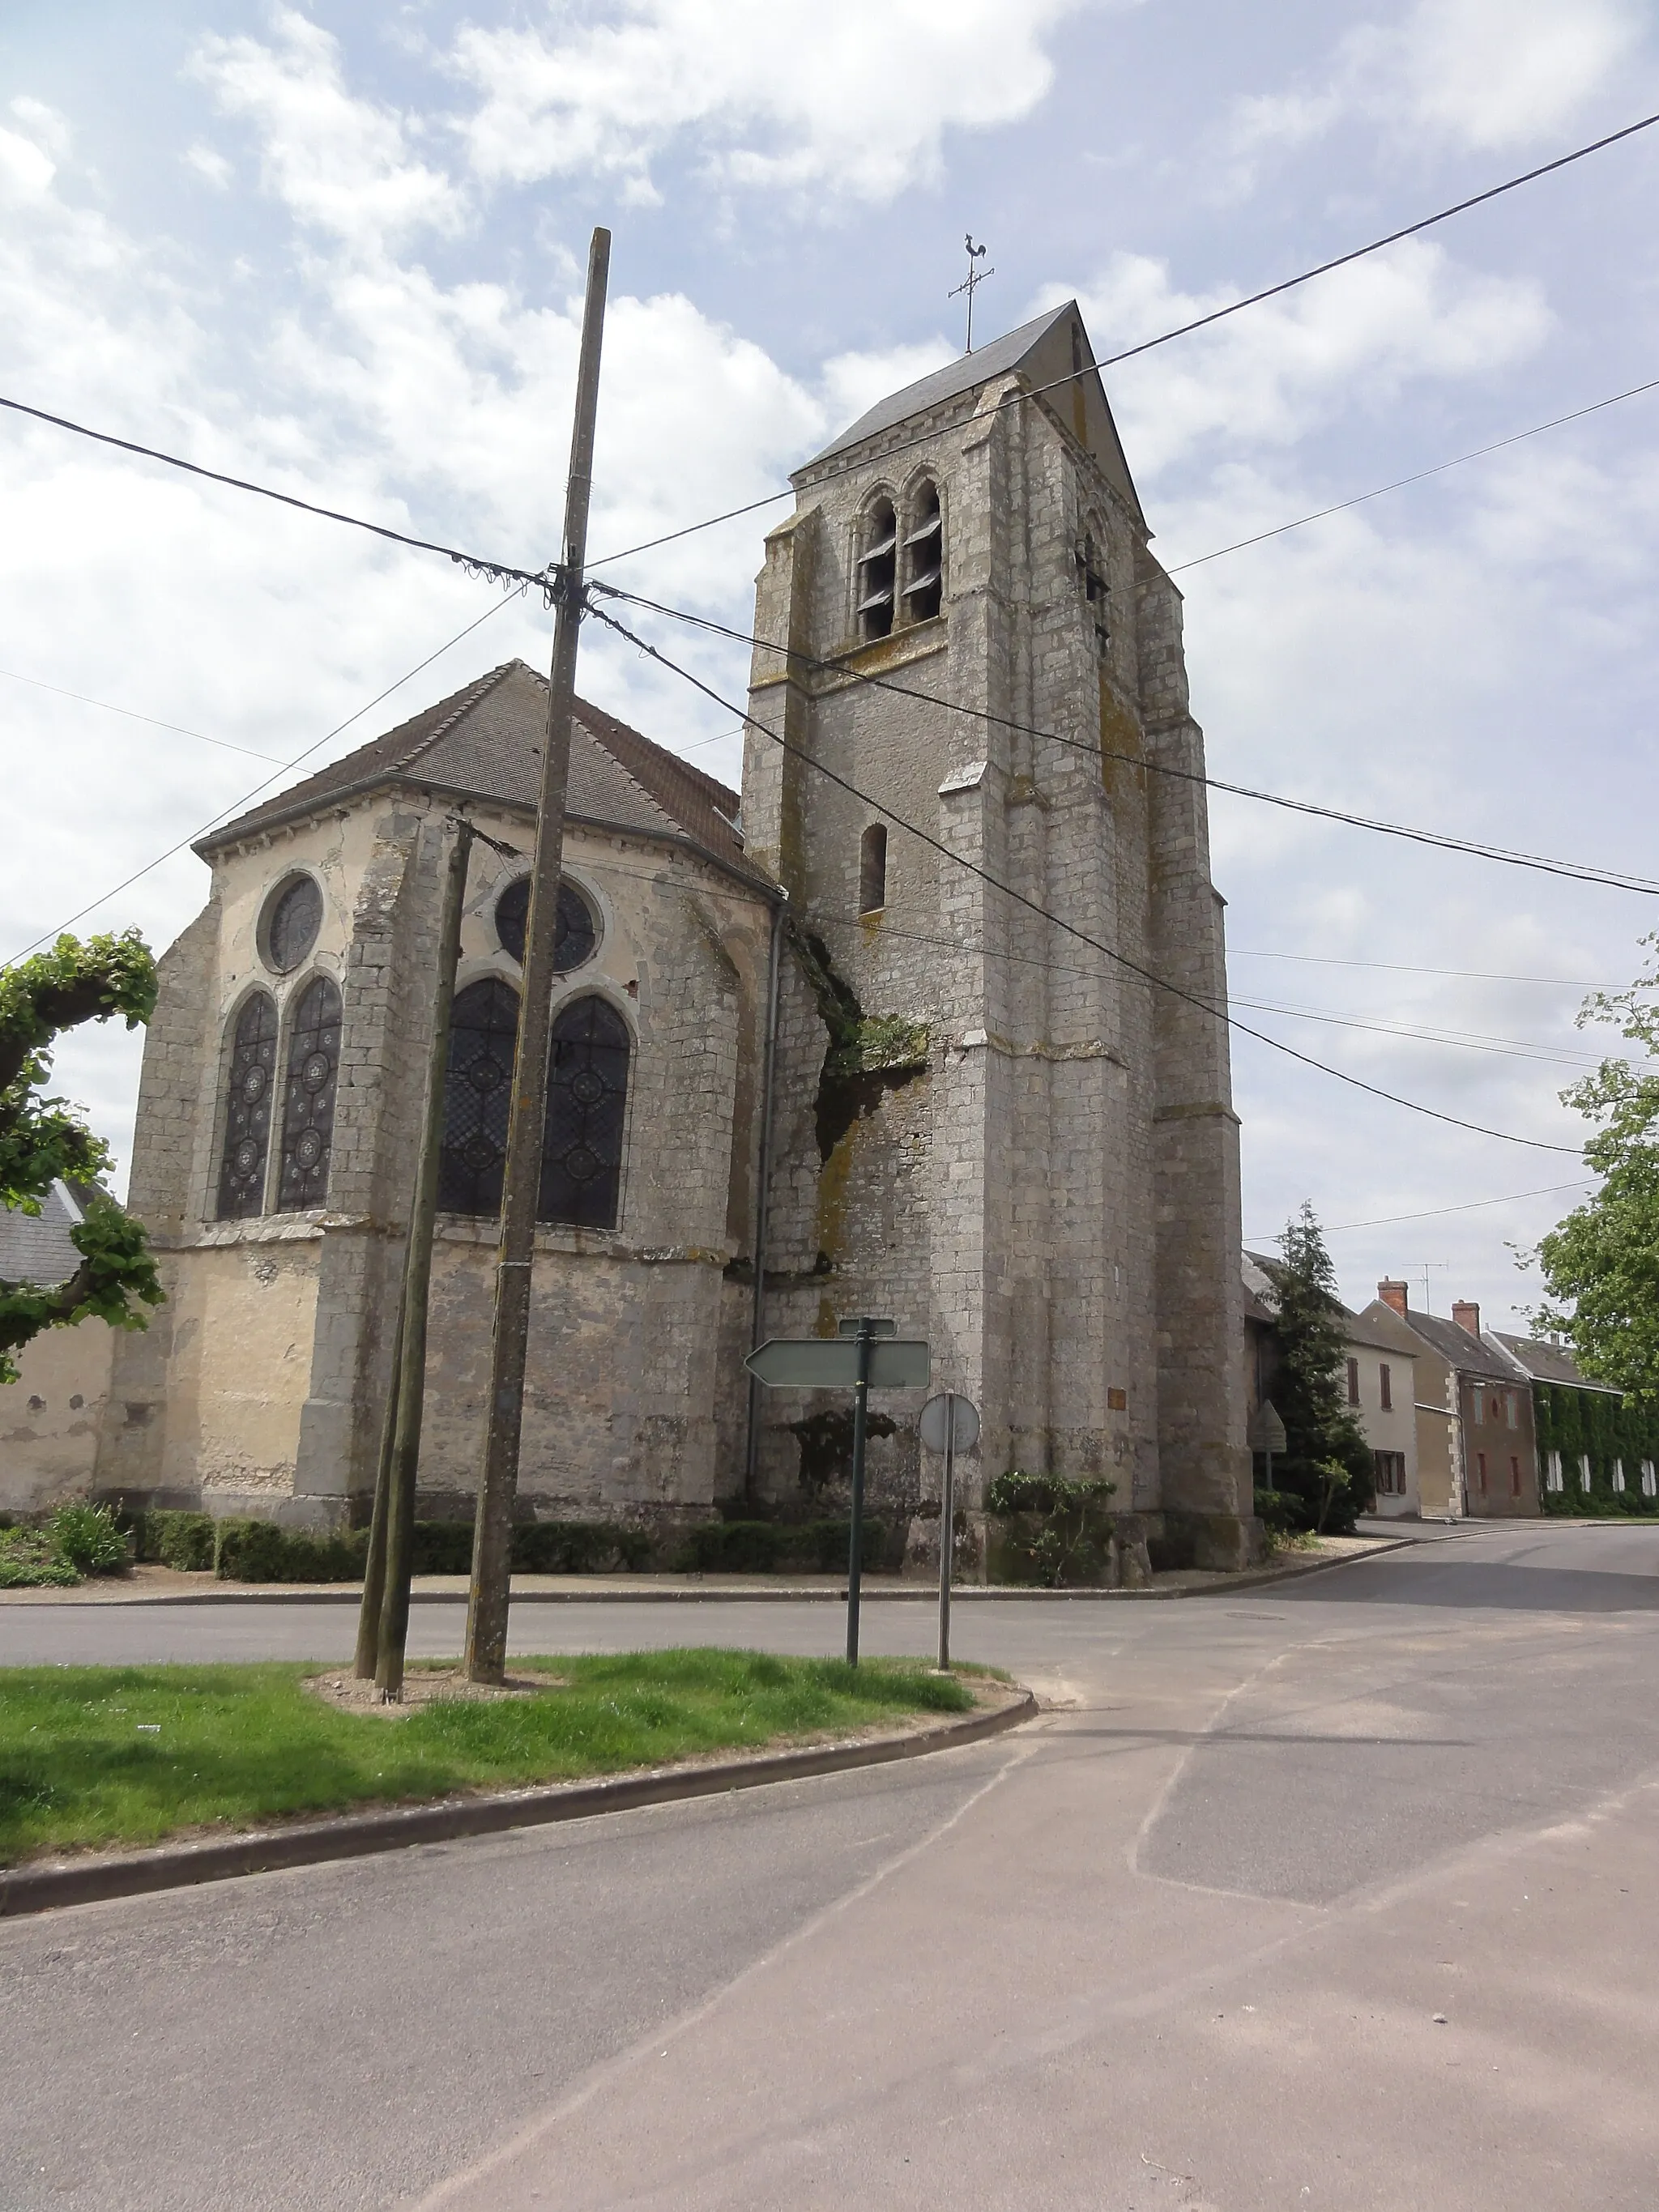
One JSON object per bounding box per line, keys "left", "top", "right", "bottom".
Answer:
{"left": 0, "top": 931, "right": 163, "bottom": 1383}
{"left": 1269, "top": 1203, "right": 1375, "bottom": 1532}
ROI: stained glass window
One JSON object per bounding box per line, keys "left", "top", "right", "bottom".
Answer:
{"left": 438, "top": 978, "right": 521, "bottom": 1217}
{"left": 539, "top": 995, "right": 629, "bottom": 1229}
{"left": 275, "top": 974, "right": 341, "bottom": 1211}
{"left": 494, "top": 876, "right": 596, "bottom": 973}
{"left": 266, "top": 875, "right": 322, "bottom": 973}
{"left": 215, "top": 991, "right": 278, "bottom": 1218}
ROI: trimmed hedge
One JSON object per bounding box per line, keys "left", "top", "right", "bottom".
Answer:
{"left": 124, "top": 1509, "right": 218, "bottom": 1571}
{"left": 673, "top": 1518, "right": 889, "bottom": 1575}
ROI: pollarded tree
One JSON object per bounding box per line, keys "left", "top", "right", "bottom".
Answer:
{"left": 1530, "top": 934, "right": 1659, "bottom": 1404}
{"left": 0, "top": 931, "right": 163, "bottom": 1384}
{"left": 1269, "top": 1202, "right": 1375, "bottom": 1533}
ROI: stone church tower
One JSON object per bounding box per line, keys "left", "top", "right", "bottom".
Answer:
{"left": 73, "top": 301, "right": 1252, "bottom": 1567}
{"left": 742, "top": 302, "right": 1252, "bottom": 1564}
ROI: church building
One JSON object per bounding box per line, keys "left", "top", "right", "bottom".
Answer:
{"left": 88, "top": 303, "right": 1255, "bottom": 1567}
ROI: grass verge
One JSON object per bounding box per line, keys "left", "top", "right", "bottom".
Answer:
{"left": 0, "top": 1647, "right": 978, "bottom": 1867}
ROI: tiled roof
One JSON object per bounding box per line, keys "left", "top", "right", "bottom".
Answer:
{"left": 197, "top": 661, "right": 768, "bottom": 886}
{"left": 1488, "top": 1330, "right": 1620, "bottom": 1393}
{"left": 802, "top": 301, "right": 1145, "bottom": 522}
{"left": 1398, "top": 1307, "right": 1518, "bottom": 1381}
{"left": 0, "top": 1181, "right": 96, "bottom": 1289}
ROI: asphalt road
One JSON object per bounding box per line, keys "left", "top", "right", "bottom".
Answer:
{"left": 4, "top": 1521, "right": 1658, "bottom": 2210}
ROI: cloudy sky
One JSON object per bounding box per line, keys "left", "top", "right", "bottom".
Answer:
{"left": 4, "top": 0, "right": 1658, "bottom": 1328}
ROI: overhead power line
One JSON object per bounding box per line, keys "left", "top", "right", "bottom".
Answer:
{"left": 1252, "top": 1178, "right": 1595, "bottom": 1239}
{"left": 6, "top": 589, "right": 525, "bottom": 964}
{"left": 588, "top": 598, "right": 1580, "bottom": 1155}
{"left": 5, "top": 111, "right": 1655, "bottom": 592}
{"left": 585, "top": 107, "right": 1659, "bottom": 572}
{"left": 0, "top": 666, "right": 288, "bottom": 763}
{"left": 1167, "top": 372, "right": 1659, "bottom": 573}
{"left": 593, "top": 583, "right": 1659, "bottom": 899}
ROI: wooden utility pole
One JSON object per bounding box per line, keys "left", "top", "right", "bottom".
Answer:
{"left": 357, "top": 816, "right": 475, "bottom": 1699}
{"left": 465, "top": 226, "right": 611, "bottom": 1683}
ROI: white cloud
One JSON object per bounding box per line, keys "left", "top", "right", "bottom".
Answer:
{"left": 451, "top": 0, "right": 1090, "bottom": 202}
{"left": 1231, "top": 0, "right": 1647, "bottom": 174}
{"left": 191, "top": 8, "right": 463, "bottom": 251}
{"left": 183, "top": 143, "right": 234, "bottom": 190}
{"left": 1056, "top": 237, "right": 1550, "bottom": 476}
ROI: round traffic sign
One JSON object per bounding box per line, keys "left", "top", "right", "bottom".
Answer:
{"left": 919, "top": 1392, "right": 980, "bottom": 1454}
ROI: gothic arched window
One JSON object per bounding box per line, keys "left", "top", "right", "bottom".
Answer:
{"left": 856, "top": 497, "right": 897, "bottom": 641}
{"left": 438, "top": 977, "right": 521, "bottom": 1217}
{"left": 539, "top": 995, "right": 630, "bottom": 1230}
{"left": 215, "top": 991, "right": 278, "bottom": 1219}
{"left": 902, "top": 479, "right": 942, "bottom": 624}
{"left": 275, "top": 974, "right": 342, "bottom": 1212}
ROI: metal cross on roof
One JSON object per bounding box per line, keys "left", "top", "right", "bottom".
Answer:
{"left": 948, "top": 235, "right": 995, "bottom": 354}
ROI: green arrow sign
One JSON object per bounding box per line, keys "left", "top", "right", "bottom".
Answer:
{"left": 744, "top": 1338, "right": 931, "bottom": 1390}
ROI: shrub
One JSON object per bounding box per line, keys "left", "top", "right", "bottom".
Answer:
{"left": 673, "top": 1518, "right": 889, "bottom": 1575}
{"left": 49, "top": 1502, "right": 127, "bottom": 1575}
{"left": 985, "top": 1471, "right": 1117, "bottom": 1588}
{"left": 0, "top": 1528, "right": 79, "bottom": 1588}
{"left": 215, "top": 1520, "right": 367, "bottom": 1583}
{"left": 510, "top": 1521, "right": 654, "bottom": 1575}
{"left": 123, "top": 1508, "right": 217, "bottom": 1571}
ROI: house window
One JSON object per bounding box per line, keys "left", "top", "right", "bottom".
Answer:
{"left": 1613, "top": 1460, "right": 1626, "bottom": 1493}
{"left": 1468, "top": 1390, "right": 1483, "bottom": 1426}
{"left": 275, "top": 974, "right": 342, "bottom": 1212}
{"left": 215, "top": 991, "right": 279, "bottom": 1218}
{"left": 856, "top": 497, "right": 897, "bottom": 641}
{"left": 1511, "top": 1455, "right": 1521, "bottom": 1497}
{"left": 1374, "top": 1450, "right": 1405, "bottom": 1496}
{"left": 1505, "top": 1391, "right": 1519, "bottom": 1429}
{"left": 859, "top": 825, "right": 888, "bottom": 914}
{"left": 1580, "top": 1455, "right": 1592, "bottom": 1492}
{"left": 439, "top": 978, "right": 521, "bottom": 1217}
{"left": 1642, "top": 1461, "right": 1657, "bottom": 1498}
{"left": 1547, "top": 1451, "right": 1564, "bottom": 1492}
{"left": 540, "top": 995, "right": 630, "bottom": 1230}
{"left": 494, "top": 875, "right": 597, "bottom": 973}
{"left": 1477, "top": 1451, "right": 1488, "bottom": 1494}
{"left": 1346, "top": 1357, "right": 1360, "bottom": 1406}
{"left": 901, "top": 479, "right": 942, "bottom": 624}
{"left": 1380, "top": 1362, "right": 1392, "bottom": 1412}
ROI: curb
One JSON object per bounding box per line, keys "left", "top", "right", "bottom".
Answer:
{"left": 6, "top": 1547, "right": 1410, "bottom": 1609}
{"left": 0, "top": 1689, "right": 1036, "bottom": 1921}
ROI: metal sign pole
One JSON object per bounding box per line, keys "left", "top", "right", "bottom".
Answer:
{"left": 938, "top": 1391, "right": 956, "bottom": 1671}
{"left": 846, "top": 1318, "right": 872, "bottom": 1667}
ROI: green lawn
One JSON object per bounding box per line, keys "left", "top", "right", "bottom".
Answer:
{"left": 0, "top": 1648, "right": 979, "bottom": 1867}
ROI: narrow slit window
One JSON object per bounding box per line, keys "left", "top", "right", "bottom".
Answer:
{"left": 275, "top": 975, "right": 342, "bottom": 1212}
{"left": 540, "top": 995, "right": 629, "bottom": 1230}
{"left": 216, "top": 991, "right": 278, "bottom": 1218}
{"left": 439, "top": 978, "right": 521, "bottom": 1217}
{"left": 857, "top": 498, "right": 897, "bottom": 641}
{"left": 901, "top": 479, "right": 942, "bottom": 623}
{"left": 859, "top": 824, "right": 888, "bottom": 914}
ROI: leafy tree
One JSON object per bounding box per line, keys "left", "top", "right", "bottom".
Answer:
{"left": 1266, "top": 1203, "right": 1375, "bottom": 1533}
{"left": 0, "top": 931, "right": 164, "bottom": 1384}
{"left": 1529, "top": 934, "right": 1659, "bottom": 1404}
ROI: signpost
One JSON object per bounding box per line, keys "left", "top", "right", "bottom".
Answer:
{"left": 744, "top": 1317, "right": 929, "bottom": 1664}
{"left": 919, "top": 1391, "right": 979, "bottom": 1669}
{"left": 1248, "top": 1399, "right": 1287, "bottom": 1495}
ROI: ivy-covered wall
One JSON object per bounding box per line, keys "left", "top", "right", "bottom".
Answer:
{"left": 1533, "top": 1382, "right": 1659, "bottom": 1516}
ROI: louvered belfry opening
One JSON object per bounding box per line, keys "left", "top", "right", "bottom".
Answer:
{"left": 539, "top": 995, "right": 629, "bottom": 1230}
{"left": 902, "top": 479, "right": 942, "bottom": 623}
{"left": 275, "top": 975, "right": 342, "bottom": 1212}
{"left": 215, "top": 991, "right": 278, "bottom": 1218}
{"left": 438, "top": 977, "right": 521, "bottom": 1216}
{"left": 856, "top": 497, "right": 897, "bottom": 641}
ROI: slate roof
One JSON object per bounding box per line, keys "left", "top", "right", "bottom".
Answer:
{"left": 1396, "top": 1306, "right": 1518, "bottom": 1382}
{"left": 197, "top": 660, "right": 768, "bottom": 885}
{"left": 0, "top": 1181, "right": 96, "bottom": 1289}
{"left": 1242, "top": 1251, "right": 1414, "bottom": 1357}
{"left": 1487, "top": 1330, "right": 1620, "bottom": 1394}
{"left": 804, "top": 301, "right": 1145, "bottom": 523}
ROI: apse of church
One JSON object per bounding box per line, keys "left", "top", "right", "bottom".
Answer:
{"left": 88, "top": 300, "right": 1252, "bottom": 1567}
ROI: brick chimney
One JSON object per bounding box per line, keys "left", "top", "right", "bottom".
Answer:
{"left": 1452, "top": 1299, "right": 1481, "bottom": 1339}
{"left": 1379, "top": 1279, "right": 1409, "bottom": 1318}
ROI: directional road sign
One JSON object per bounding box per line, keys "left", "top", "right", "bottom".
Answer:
{"left": 744, "top": 1337, "right": 931, "bottom": 1391}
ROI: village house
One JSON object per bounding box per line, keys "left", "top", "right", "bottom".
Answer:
{"left": 1361, "top": 1285, "right": 1540, "bottom": 1519}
